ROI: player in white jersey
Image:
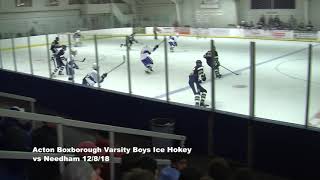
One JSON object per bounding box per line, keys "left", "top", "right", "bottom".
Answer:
{"left": 82, "top": 63, "right": 108, "bottom": 87}
{"left": 140, "top": 44, "right": 159, "bottom": 74}
{"left": 73, "top": 30, "right": 81, "bottom": 47}
{"left": 168, "top": 35, "right": 178, "bottom": 52}
{"left": 66, "top": 48, "right": 79, "bottom": 81}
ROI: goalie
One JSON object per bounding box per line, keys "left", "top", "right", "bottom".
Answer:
{"left": 82, "top": 63, "right": 108, "bottom": 87}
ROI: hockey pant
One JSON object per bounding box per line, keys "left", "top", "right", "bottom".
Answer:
{"left": 74, "top": 38, "right": 81, "bottom": 46}
{"left": 82, "top": 76, "right": 95, "bottom": 87}
{"left": 141, "top": 57, "right": 154, "bottom": 73}
{"left": 189, "top": 77, "right": 207, "bottom": 106}
{"left": 52, "top": 57, "right": 65, "bottom": 75}
{"left": 169, "top": 42, "right": 177, "bottom": 52}
{"left": 207, "top": 58, "right": 222, "bottom": 78}
{"left": 66, "top": 64, "right": 75, "bottom": 81}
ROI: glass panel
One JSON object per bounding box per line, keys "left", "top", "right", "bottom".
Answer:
{"left": 0, "top": 38, "right": 15, "bottom": 71}
{"left": 255, "top": 40, "right": 309, "bottom": 125}
{"left": 251, "top": 0, "right": 272, "bottom": 9}
{"left": 131, "top": 35, "right": 166, "bottom": 99}
{"left": 16, "top": 0, "right": 32, "bottom": 7}
{"left": 215, "top": 39, "right": 250, "bottom": 114}
{"left": 98, "top": 35, "right": 129, "bottom": 94}
{"left": 30, "top": 35, "right": 50, "bottom": 78}
{"left": 273, "top": 0, "right": 295, "bottom": 9}
{"left": 308, "top": 45, "right": 320, "bottom": 128}
{"left": 71, "top": 34, "right": 98, "bottom": 86}
{"left": 15, "top": 37, "right": 31, "bottom": 74}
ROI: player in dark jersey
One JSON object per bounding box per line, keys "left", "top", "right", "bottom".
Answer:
{"left": 51, "top": 45, "right": 67, "bottom": 76}
{"left": 189, "top": 60, "right": 207, "bottom": 107}
{"left": 203, "top": 46, "right": 222, "bottom": 78}
{"left": 120, "top": 33, "right": 139, "bottom": 49}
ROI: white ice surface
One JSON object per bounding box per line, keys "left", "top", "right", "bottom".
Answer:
{"left": 1, "top": 35, "right": 320, "bottom": 126}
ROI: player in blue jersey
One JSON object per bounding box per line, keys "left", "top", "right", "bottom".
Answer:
{"left": 189, "top": 60, "right": 207, "bottom": 107}
{"left": 65, "top": 48, "right": 79, "bottom": 81}
{"left": 140, "top": 44, "right": 159, "bottom": 74}
{"left": 73, "top": 30, "right": 81, "bottom": 47}
{"left": 168, "top": 35, "right": 178, "bottom": 52}
{"left": 82, "top": 63, "right": 108, "bottom": 87}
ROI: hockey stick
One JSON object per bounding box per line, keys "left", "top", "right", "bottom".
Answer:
{"left": 157, "top": 39, "right": 165, "bottom": 46}
{"left": 75, "top": 58, "right": 86, "bottom": 62}
{"left": 220, "top": 65, "right": 239, "bottom": 75}
{"left": 106, "top": 55, "right": 126, "bottom": 74}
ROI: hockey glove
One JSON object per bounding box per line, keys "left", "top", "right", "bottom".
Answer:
{"left": 101, "top": 73, "right": 108, "bottom": 79}
{"left": 201, "top": 74, "right": 207, "bottom": 82}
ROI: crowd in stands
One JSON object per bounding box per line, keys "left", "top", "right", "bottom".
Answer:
{"left": 0, "top": 106, "right": 255, "bottom": 180}
{"left": 240, "top": 15, "right": 315, "bottom": 31}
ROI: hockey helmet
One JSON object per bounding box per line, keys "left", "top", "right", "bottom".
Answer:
{"left": 196, "top": 60, "right": 202, "bottom": 66}
{"left": 70, "top": 48, "right": 77, "bottom": 55}
{"left": 55, "top": 37, "right": 59, "bottom": 41}
{"left": 92, "top": 63, "right": 98, "bottom": 70}
{"left": 77, "top": 30, "right": 80, "bottom": 33}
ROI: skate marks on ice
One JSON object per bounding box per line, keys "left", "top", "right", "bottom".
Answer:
{"left": 154, "top": 43, "right": 320, "bottom": 99}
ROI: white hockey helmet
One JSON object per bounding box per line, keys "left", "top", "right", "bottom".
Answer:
{"left": 70, "top": 48, "right": 77, "bottom": 55}
{"left": 92, "top": 63, "right": 98, "bottom": 70}
{"left": 77, "top": 30, "right": 80, "bottom": 33}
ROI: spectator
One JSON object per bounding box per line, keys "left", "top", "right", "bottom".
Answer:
{"left": 179, "top": 168, "right": 202, "bottom": 180}
{"left": 159, "top": 153, "right": 188, "bottom": 180}
{"left": 0, "top": 106, "right": 31, "bottom": 180}
{"left": 29, "top": 123, "right": 60, "bottom": 180}
{"left": 62, "top": 161, "right": 98, "bottom": 180}
{"left": 120, "top": 153, "right": 143, "bottom": 175}
{"left": 274, "top": 15, "right": 281, "bottom": 28}
{"left": 208, "top": 157, "right": 231, "bottom": 180}
{"left": 77, "top": 141, "right": 106, "bottom": 180}
{"left": 231, "top": 168, "right": 254, "bottom": 180}
{"left": 122, "top": 168, "right": 155, "bottom": 180}
{"left": 297, "top": 22, "right": 305, "bottom": 31}
{"left": 306, "top": 21, "right": 314, "bottom": 31}
{"left": 137, "top": 156, "right": 158, "bottom": 177}
{"left": 267, "top": 15, "right": 274, "bottom": 28}
{"left": 288, "top": 15, "right": 297, "bottom": 29}
{"left": 258, "top": 15, "right": 266, "bottom": 26}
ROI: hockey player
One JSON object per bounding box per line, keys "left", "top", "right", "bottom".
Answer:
{"left": 50, "top": 37, "right": 61, "bottom": 54}
{"left": 82, "top": 63, "right": 108, "bottom": 87}
{"left": 120, "top": 32, "right": 139, "bottom": 49}
{"left": 73, "top": 30, "right": 81, "bottom": 47}
{"left": 51, "top": 45, "right": 67, "bottom": 76}
{"left": 168, "top": 35, "right": 178, "bottom": 52}
{"left": 203, "top": 47, "right": 222, "bottom": 78}
{"left": 140, "top": 44, "right": 159, "bottom": 74}
{"left": 189, "top": 60, "right": 207, "bottom": 107}
{"left": 66, "top": 48, "right": 79, "bottom": 81}
{"left": 50, "top": 37, "right": 61, "bottom": 66}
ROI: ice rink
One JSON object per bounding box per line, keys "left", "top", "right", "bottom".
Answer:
{"left": 1, "top": 35, "right": 320, "bottom": 127}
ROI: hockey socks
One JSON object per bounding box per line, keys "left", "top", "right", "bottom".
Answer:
{"left": 195, "top": 94, "right": 200, "bottom": 106}
{"left": 200, "top": 92, "right": 207, "bottom": 106}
